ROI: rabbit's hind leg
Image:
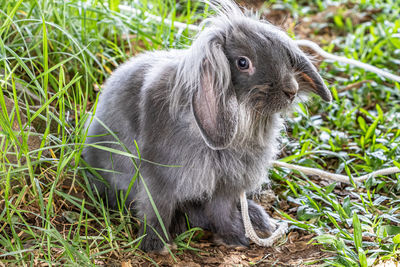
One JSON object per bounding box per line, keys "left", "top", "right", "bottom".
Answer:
{"left": 136, "top": 183, "right": 176, "bottom": 253}
{"left": 169, "top": 201, "right": 208, "bottom": 235}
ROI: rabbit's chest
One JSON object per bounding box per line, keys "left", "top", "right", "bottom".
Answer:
{"left": 175, "top": 146, "right": 274, "bottom": 201}
{"left": 174, "top": 114, "right": 282, "bottom": 201}
{"left": 217, "top": 148, "right": 273, "bottom": 190}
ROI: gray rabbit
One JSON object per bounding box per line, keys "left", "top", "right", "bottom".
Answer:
{"left": 82, "top": 0, "right": 331, "bottom": 252}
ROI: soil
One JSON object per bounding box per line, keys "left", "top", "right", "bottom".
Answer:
{"left": 138, "top": 232, "right": 329, "bottom": 267}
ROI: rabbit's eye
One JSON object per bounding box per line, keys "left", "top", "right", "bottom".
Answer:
{"left": 236, "top": 57, "right": 250, "bottom": 70}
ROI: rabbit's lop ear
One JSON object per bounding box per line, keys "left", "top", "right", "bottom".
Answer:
{"left": 295, "top": 55, "right": 332, "bottom": 102}
{"left": 191, "top": 43, "right": 239, "bottom": 150}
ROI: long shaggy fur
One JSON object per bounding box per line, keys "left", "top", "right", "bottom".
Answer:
{"left": 82, "top": 0, "right": 331, "bottom": 252}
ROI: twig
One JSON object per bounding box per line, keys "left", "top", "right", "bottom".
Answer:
{"left": 272, "top": 160, "right": 400, "bottom": 184}
{"left": 337, "top": 80, "right": 374, "bottom": 93}
{"left": 295, "top": 40, "right": 400, "bottom": 83}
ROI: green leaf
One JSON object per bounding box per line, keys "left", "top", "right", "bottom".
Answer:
{"left": 393, "top": 234, "right": 400, "bottom": 244}
{"left": 358, "top": 116, "right": 367, "bottom": 132}
{"left": 377, "top": 225, "right": 400, "bottom": 237}
{"left": 342, "top": 196, "right": 351, "bottom": 217}
{"left": 353, "top": 212, "right": 362, "bottom": 251}
{"left": 393, "top": 160, "right": 400, "bottom": 170}
{"left": 365, "top": 117, "right": 379, "bottom": 143}
{"left": 358, "top": 248, "right": 368, "bottom": 267}
{"left": 297, "top": 206, "right": 320, "bottom": 221}
{"left": 313, "top": 234, "right": 337, "bottom": 245}
{"left": 390, "top": 37, "right": 400, "bottom": 48}
{"left": 376, "top": 104, "right": 384, "bottom": 121}
{"left": 109, "top": 0, "right": 120, "bottom": 12}
{"left": 333, "top": 15, "right": 344, "bottom": 28}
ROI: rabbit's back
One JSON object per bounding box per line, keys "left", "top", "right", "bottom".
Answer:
{"left": 82, "top": 50, "right": 181, "bottom": 201}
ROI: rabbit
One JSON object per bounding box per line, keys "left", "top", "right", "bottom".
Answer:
{"left": 82, "top": 0, "right": 331, "bottom": 253}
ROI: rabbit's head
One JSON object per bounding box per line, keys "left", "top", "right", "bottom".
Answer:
{"left": 172, "top": 1, "right": 331, "bottom": 150}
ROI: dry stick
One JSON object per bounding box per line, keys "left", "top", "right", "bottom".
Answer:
{"left": 272, "top": 161, "right": 400, "bottom": 184}
{"left": 295, "top": 40, "right": 400, "bottom": 83}
{"left": 337, "top": 80, "right": 374, "bottom": 93}
{"left": 118, "top": 4, "right": 400, "bottom": 247}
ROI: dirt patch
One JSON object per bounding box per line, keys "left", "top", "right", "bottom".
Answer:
{"left": 114, "top": 226, "right": 330, "bottom": 266}
{"left": 143, "top": 231, "right": 329, "bottom": 267}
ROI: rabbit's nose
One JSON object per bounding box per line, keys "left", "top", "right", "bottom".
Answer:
{"left": 283, "top": 87, "right": 297, "bottom": 101}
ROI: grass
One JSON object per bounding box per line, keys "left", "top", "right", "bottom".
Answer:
{"left": 0, "top": 0, "right": 399, "bottom": 266}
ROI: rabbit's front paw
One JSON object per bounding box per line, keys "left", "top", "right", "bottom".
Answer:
{"left": 139, "top": 231, "right": 166, "bottom": 253}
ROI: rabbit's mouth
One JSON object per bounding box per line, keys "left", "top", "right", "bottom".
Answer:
{"left": 283, "top": 88, "right": 297, "bottom": 102}
{"left": 246, "top": 85, "right": 296, "bottom": 115}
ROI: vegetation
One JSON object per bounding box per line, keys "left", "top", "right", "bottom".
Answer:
{"left": 0, "top": 0, "right": 399, "bottom": 265}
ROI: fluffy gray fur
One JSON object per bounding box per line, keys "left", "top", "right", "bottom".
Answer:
{"left": 82, "top": 0, "right": 331, "bottom": 252}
